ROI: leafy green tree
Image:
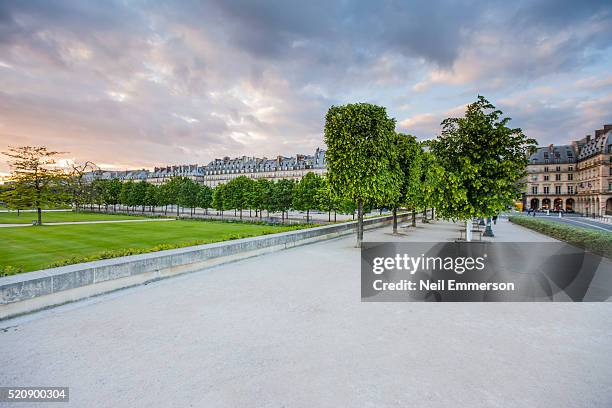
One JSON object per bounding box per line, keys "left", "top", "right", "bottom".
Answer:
{"left": 212, "top": 183, "right": 226, "bottom": 217}
{"left": 105, "top": 178, "right": 122, "bottom": 212}
{"left": 293, "top": 172, "right": 324, "bottom": 223}
{"left": 119, "top": 180, "right": 134, "bottom": 212}
{"left": 158, "top": 182, "right": 172, "bottom": 215}
{"left": 324, "top": 103, "right": 402, "bottom": 246}
{"left": 253, "top": 178, "right": 272, "bottom": 219}
{"left": 164, "top": 177, "right": 186, "bottom": 216}
{"left": 130, "top": 180, "right": 148, "bottom": 212}
{"left": 178, "top": 178, "right": 200, "bottom": 216}
{"left": 224, "top": 176, "right": 253, "bottom": 220}
{"left": 144, "top": 183, "right": 159, "bottom": 212}
{"left": 390, "top": 133, "right": 422, "bottom": 232}
{"left": 196, "top": 185, "right": 213, "bottom": 214}
{"left": 315, "top": 177, "right": 338, "bottom": 222}
{"left": 90, "top": 179, "right": 107, "bottom": 211}
{"left": 430, "top": 96, "right": 537, "bottom": 240}
{"left": 1, "top": 146, "right": 68, "bottom": 225}
{"left": 272, "top": 179, "right": 295, "bottom": 223}
{"left": 336, "top": 197, "right": 357, "bottom": 220}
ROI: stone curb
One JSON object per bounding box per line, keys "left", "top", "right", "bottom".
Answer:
{"left": 0, "top": 213, "right": 410, "bottom": 320}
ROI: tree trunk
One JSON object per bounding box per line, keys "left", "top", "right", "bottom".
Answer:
{"left": 306, "top": 209, "right": 310, "bottom": 223}
{"left": 411, "top": 207, "right": 416, "bottom": 227}
{"left": 357, "top": 200, "right": 364, "bottom": 248}
{"left": 328, "top": 210, "right": 331, "bottom": 222}
{"left": 37, "top": 207, "right": 42, "bottom": 225}
{"left": 334, "top": 211, "right": 337, "bottom": 222}
{"left": 240, "top": 209, "right": 243, "bottom": 220}
{"left": 392, "top": 207, "right": 398, "bottom": 234}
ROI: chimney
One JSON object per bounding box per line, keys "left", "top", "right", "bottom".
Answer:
{"left": 586, "top": 134, "right": 591, "bottom": 143}
{"left": 604, "top": 124, "right": 612, "bottom": 133}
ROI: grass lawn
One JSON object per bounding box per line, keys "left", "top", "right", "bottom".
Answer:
{"left": 0, "top": 211, "right": 154, "bottom": 224}
{"left": 0, "top": 219, "right": 303, "bottom": 273}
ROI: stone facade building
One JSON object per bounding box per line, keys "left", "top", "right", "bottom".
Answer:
{"left": 524, "top": 124, "right": 612, "bottom": 216}
{"left": 525, "top": 144, "right": 578, "bottom": 212}
{"left": 86, "top": 148, "right": 327, "bottom": 187}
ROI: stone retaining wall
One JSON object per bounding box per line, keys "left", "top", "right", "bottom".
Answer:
{"left": 0, "top": 213, "right": 410, "bottom": 320}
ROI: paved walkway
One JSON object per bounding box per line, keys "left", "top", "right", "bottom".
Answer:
{"left": 0, "top": 218, "right": 176, "bottom": 228}
{"left": 1, "top": 219, "right": 610, "bottom": 407}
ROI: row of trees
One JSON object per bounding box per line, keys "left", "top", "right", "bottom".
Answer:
{"left": 324, "top": 96, "right": 536, "bottom": 245}
{"left": 2, "top": 96, "right": 535, "bottom": 237}
{"left": 0, "top": 152, "right": 362, "bottom": 224}
{"left": 85, "top": 173, "right": 366, "bottom": 223}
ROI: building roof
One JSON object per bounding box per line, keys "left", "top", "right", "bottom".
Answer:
{"left": 577, "top": 128, "right": 612, "bottom": 160}
{"left": 528, "top": 145, "right": 576, "bottom": 165}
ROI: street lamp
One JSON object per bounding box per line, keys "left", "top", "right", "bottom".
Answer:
{"left": 483, "top": 217, "right": 494, "bottom": 237}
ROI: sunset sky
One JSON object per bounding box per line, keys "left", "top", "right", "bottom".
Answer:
{"left": 1, "top": 0, "right": 611, "bottom": 173}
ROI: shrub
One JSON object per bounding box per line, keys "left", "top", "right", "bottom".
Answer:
{"left": 0, "top": 265, "right": 24, "bottom": 277}
{"left": 509, "top": 216, "right": 612, "bottom": 258}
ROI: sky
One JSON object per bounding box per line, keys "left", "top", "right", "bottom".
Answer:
{"left": 0, "top": 0, "right": 611, "bottom": 173}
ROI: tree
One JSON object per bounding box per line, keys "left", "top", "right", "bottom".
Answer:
{"left": 212, "top": 183, "right": 226, "bottom": 217}
{"left": 67, "top": 161, "right": 98, "bottom": 212}
{"left": 315, "top": 177, "right": 338, "bottom": 222}
{"left": 178, "top": 179, "right": 199, "bottom": 216}
{"left": 293, "top": 172, "right": 324, "bottom": 223}
{"left": 144, "top": 183, "right": 159, "bottom": 212}
{"left": 196, "top": 185, "right": 213, "bottom": 214}
{"left": 391, "top": 133, "right": 422, "bottom": 232}
{"left": 224, "top": 176, "right": 253, "bottom": 220}
{"left": 164, "top": 177, "right": 186, "bottom": 216}
{"left": 119, "top": 180, "right": 134, "bottom": 211}
{"left": 253, "top": 178, "right": 272, "bottom": 219}
{"left": 91, "top": 179, "right": 107, "bottom": 211}
{"left": 105, "top": 178, "right": 122, "bottom": 212}
{"left": 130, "top": 180, "right": 148, "bottom": 212}
{"left": 272, "top": 179, "right": 295, "bottom": 223}
{"left": 0, "top": 146, "right": 67, "bottom": 225}
{"left": 429, "top": 95, "right": 537, "bottom": 241}
{"left": 324, "top": 103, "right": 402, "bottom": 246}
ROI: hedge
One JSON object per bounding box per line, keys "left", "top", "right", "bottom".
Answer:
{"left": 509, "top": 216, "right": 612, "bottom": 258}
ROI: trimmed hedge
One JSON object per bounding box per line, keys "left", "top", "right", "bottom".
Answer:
{"left": 509, "top": 216, "right": 612, "bottom": 258}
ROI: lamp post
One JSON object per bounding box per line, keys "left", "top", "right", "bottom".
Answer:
{"left": 483, "top": 217, "right": 494, "bottom": 237}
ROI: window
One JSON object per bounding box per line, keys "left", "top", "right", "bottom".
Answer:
{"left": 544, "top": 175, "right": 549, "bottom": 181}
{"left": 544, "top": 166, "right": 549, "bottom": 172}
{"left": 544, "top": 159, "right": 549, "bottom": 164}
{"left": 555, "top": 174, "right": 561, "bottom": 181}
{"left": 609, "top": 182, "right": 612, "bottom": 192}
{"left": 555, "top": 186, "right": 562, "bottom": 195}
{"left": 532, "top": 186, "right": 538, "bottom": 194}
{"left": 568, "top": 166, "right": 573, "bottom": 171}
{"left": 567, "top": 173, "right": 573, "bottom": 181}
{"left": 610, "top": 167, "right": 612, "bottom": 176}
{"left": 543, "top": 186, "right": 550, "bottom": 194}
{"left": 567, "top": 186, "right": 574, "bottom": 194}
{"left": 555, "top": 166, "right": 561, "bottom": 171}
{"left": 531, "top": 175, "right": 538, "bottom": 181}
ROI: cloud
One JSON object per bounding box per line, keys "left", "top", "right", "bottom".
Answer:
{"left": 0, "top": 0, "right": 611, "bottom": 172}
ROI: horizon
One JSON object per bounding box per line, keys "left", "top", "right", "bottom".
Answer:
{"left": 1, "top": 1, "right": 611, "bottom": 173}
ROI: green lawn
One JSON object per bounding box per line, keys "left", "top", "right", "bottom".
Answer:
{"left": 0, "top": 211, "right": 153, "bottom": 224}
{"left": 0, "top": 220, "right": 302, "bottom": 273}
